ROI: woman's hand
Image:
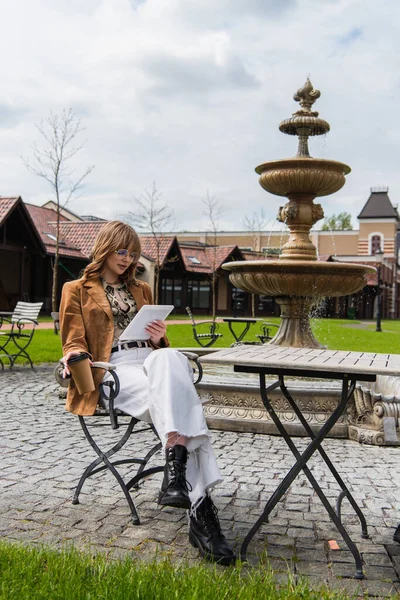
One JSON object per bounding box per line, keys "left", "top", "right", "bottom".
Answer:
{"left": 145, "top": 319, "right": 167, "bottom": 346}
{"left": 61, "top": 351, "right": 93, "bottom": 378}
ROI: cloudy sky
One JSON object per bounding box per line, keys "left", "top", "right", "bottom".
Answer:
{"left": 1, "top": 0, "right": 399, "bottom": 232}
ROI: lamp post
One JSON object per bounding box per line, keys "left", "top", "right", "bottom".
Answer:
{"left": 375, "top": 248, "right": 384, "bottom": 332}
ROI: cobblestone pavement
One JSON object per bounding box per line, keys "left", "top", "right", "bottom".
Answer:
{"left": 1, "top": 366, "right": 400, "bottom": 598}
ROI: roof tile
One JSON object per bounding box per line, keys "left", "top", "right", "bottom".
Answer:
{"left": 0, "top": 197, "right": 20, "bottom": 226}
{"left": 26, "top": 204, "right": 87, "bottom": 259}
{"left": 357, "top": 191, "right": 399, "bottom": 219}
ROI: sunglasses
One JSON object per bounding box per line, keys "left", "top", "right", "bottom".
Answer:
{"left": 114, "top": 249, "right": 141, "bottom": 261}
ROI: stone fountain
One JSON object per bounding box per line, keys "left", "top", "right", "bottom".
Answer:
{"left": 199, "top": 80, "right": 392, "bottom": 447}
{"left": 223, "top": 78, "right": 375, "bottom": 348}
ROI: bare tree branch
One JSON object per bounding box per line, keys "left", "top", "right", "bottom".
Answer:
{"left": 243, "top": 208, "right": 267, "bottom": 245}
{"left": 202, "top": 190, "right": 224, "bottom": 320}
{"left": 22, "top": 108, "right": 94, "bottom": 314}
{"left": 126, "top": 182, "right": 174, "bottom": 304}
{"left": 243, "top": 208, "right": 267, "bottom": 317}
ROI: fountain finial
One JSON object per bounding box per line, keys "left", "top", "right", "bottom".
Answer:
{"left": 293, "top": 78, "right": 320, "bottom": 116}
{"left": 279, "top": 78, "right": 330, "bottom": 157}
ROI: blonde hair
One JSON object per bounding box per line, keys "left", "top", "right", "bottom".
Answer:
{"left": 82, "top": 221, "right": 141, "bottom": 283}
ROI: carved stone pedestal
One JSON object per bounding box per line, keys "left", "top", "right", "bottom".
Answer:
{"left": 199, "top": 375, "right": 400, "bottom": 446}
{"left": 348, "top": 378, "right": 400, "bottom": 446}
{"left": 199, "top": 377, "right": 349, "bottom": 438}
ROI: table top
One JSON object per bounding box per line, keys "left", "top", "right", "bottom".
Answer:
{"left": 222, "top": 317, "right": 258, "bottom": 323}
{"left": 199, "top": 345, "right": 400, "bottom": 377}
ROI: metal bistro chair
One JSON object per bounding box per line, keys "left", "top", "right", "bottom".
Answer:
{"left": 52, "top": 312, "right": 203, "bottom": 525}
{"left": 186, "top": 306, "right": 223, "bottom": 348}
{"left": 0, "top": 301, "right": 43, "bottom": 369}
{"left": 255, "top": 321, "right": 279, "bottom": 344}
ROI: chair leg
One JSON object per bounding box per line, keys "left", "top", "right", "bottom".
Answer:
{"left": 8, "top": 336, "right": 35, "bottom": 369}
{"left": 74, "top": 416, "right": 162, "bottom": 525}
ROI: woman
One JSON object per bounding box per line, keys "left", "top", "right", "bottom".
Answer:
{"left": 60, "top": 220, "right": 235, "bottom": 566}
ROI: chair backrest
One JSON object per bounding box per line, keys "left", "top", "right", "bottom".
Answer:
{"left": 11, "top": 301, "right": 43, "bottom": 324}
{"left": 185, "top": 306, "right": 196, "bottom": 326}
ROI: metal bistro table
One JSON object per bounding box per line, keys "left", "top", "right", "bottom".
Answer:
{"left": 222, "top": 317, "right": 258, "bottom": 345}
{"left": 200, "top": 345, "right": 400, "bottom": 579}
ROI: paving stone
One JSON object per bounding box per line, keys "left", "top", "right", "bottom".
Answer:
{"left": 295, "top": 561, "right": 331, "bottom": 577}
{"left": 362, "top": 552, "right": 393, "bottom": 567}
{"left": 326, "top": 578, "right": 364, "bottom": 596}
{"left": 362, "top": 579, "right": 400, "bottom": 597}
{"left": 2, "top": 366, "right": 400, "bottom": 596}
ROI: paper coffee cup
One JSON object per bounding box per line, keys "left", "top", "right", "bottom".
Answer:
{"left": 68, "top": 354, "right": 95, "bottom": 395}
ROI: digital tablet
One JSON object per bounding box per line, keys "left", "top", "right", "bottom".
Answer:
{"left": 119, "top": 305, "right": 175, "bottom": 341}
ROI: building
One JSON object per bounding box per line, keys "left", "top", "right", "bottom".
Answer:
{"left": 169, "top": 189, "right": 400, "bottom": 320}
{"left": 0, "top": 198, "right": 246, "bottom": 314}
{"left": 0, "top": 188, "right": 399, "bottom": 318}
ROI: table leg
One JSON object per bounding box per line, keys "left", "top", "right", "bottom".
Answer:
{"left": 228, "top": 322, "right": 252, "bottom": 345}
{"left": 240, "top": 373, "right": 364, "bottom": 579}
{"left": 227, "top": 322, "right": 239, "bottom": 343}
{"left": 279, "top": 375, "right": 369, "bottom": 539}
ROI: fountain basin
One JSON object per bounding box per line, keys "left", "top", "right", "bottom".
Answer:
{"left": 223, "top": 260, "right": 375, "bottom": 298}
{"left": 255, "top": 157, "right": 351, "bottom": 197}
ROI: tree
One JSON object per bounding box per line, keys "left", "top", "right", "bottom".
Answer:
{"left": 127, "top": 182, "right": 174, "bottom": 304}
{"left": 203, "top": 191, "right": 224, "bottom": 320}
{"left": 243, "top": 208, "right": 267, "bottom": 317}
{"left": 321, "top": 212, "right": 353, "bottom": 231}
{"left": 23, "top": 109, "right": 94, "bottom": 313}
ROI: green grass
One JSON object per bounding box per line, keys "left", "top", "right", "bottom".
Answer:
{"left": 0, "top": 541, "right": 361, "bottom": 600}
{"left": 166, "top": 318, "right": 400, "bottom": 354}
{"left": 4, "top": 318, "right": 400, "bottom": 366}
{"left": 311, "top": 319, "right": 400, "bottom": 353}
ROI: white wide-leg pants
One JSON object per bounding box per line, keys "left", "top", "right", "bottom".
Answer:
{"left": 105, "top": 347, "right": 222, "bottom": 504}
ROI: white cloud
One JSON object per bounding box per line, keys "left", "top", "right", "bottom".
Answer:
{"left": 0, "top": 0, "right": 399, "bottom": 232}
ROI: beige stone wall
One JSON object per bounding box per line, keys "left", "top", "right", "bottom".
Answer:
{"left": 358, "top": 221, "right": 397, "bottom": 254}
{"left": 175, "top": 227, "right": 398, "bottom": 258}
{"left": 359, "top": 221, "right": 396, "bottom": 236}
{"left": 314, "top": 232, "right": 358, "bottom": 256}
{"left": 137, "top": 256, "right": 155, "bottom": 293}
{"left": 175, "top": 231, "right": 289, "bottom": 251}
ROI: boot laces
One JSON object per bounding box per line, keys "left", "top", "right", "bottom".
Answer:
{"left": 168, "top": 459, "right": 193, "bottom": 493}
{"left": 199, "top": 497, "right": 222, "bottom": 536}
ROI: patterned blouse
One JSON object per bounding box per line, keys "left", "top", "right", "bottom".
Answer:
{"left": 101, "top": 278, "right": 137, "bottom": 345}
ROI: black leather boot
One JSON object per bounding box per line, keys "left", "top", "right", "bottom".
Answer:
{"left": 189, "top": 495, "right": 236, "bottom": 566}
{"left": 393, "top": 524, "right": 400, "bottom": 544}
{"left": 158, "top": 445, "right": 192, "bottom": 509}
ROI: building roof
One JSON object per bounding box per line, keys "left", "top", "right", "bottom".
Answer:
{"left": 139, "top": 236, "right": 177, "bottom": 266}
{"left": 357, "top": 190, "right": 399, "bottom": 219}
{"left": 0, "top": 196, "right": 20, "bottom": 226}
{"left": 26, "top": 204, "right": 87, "bottom": 259}
{"left": 180, "top": 245, "right": 240, "bottom": 273}
{"left": 58, "top": 221, "right": 106, "bottom": 258}
{"left": 42, "top": 201, "right": 84, "bottom": 222}
{"left": 0, "top": 197, "right": 46, "bottom": 254}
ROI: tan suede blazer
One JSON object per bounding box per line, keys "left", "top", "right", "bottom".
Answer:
{"left": 59, "top": 277, "right": 169, "bottom": 416}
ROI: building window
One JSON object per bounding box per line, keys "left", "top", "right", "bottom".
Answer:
{"left": 161, "top": 277, "right": 182, "bottom": 308}
{"left": 188, "top": 279, "right": 210, "bottom": 309}
{"left": 187, "top": 256, "right": 201, "bottom": 264}
{"left": 370, "top": 234, "right": 383, "bottom": 255}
